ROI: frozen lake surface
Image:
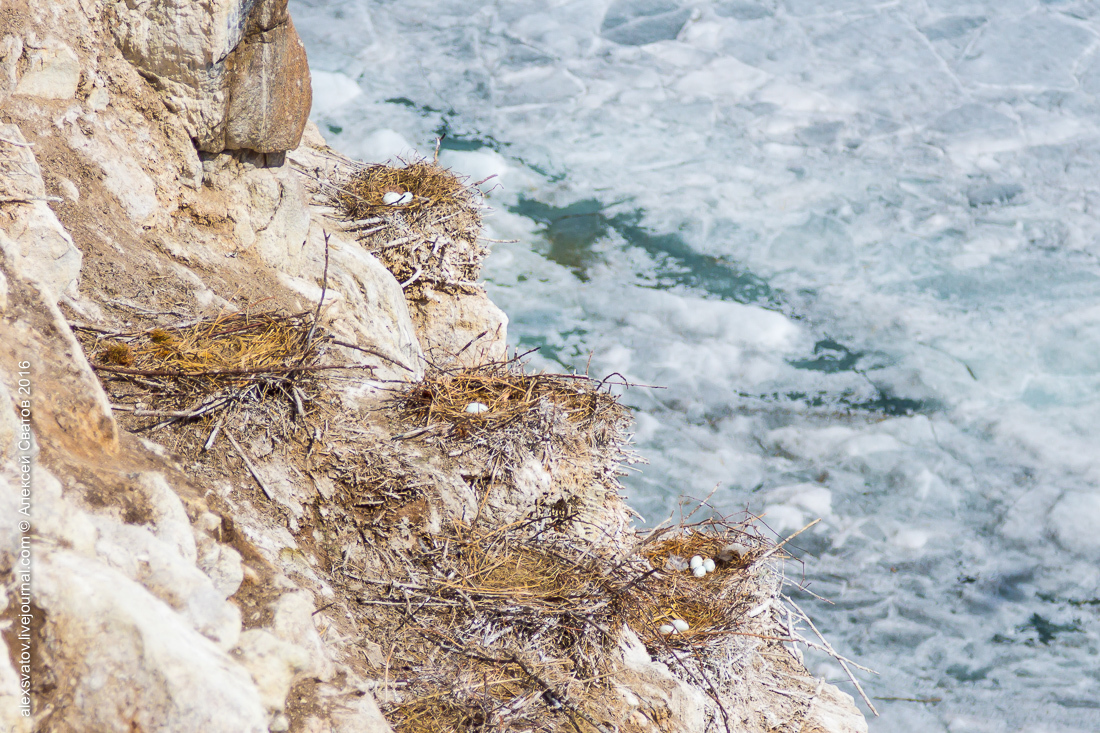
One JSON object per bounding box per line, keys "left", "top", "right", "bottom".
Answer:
{"left": 291, "top": 1, "right": 1100, "bottom": 729}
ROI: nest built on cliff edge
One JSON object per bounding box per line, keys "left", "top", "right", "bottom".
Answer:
{"left": 69, "top": 146, "right": 872, "bottom": 732}
{"left": 293, "top": 354, "right": 872, "bottom": 732}
{"left": 316, "top": 151, "right": 491, "bottom": 295}
{"left": 72, "top": 305, "right": 370, "bottom": 461}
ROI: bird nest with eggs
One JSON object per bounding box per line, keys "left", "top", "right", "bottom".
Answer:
{"left": 325, "top": 154, "right": 490, "bottom": 295}
{"left": 344, "top": 511, "right": 789, "bottom": 733}
{"left": 388, "top": 355, "right": 633, "bottom": 486}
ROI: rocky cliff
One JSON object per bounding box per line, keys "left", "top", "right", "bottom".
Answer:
{"left": 0, "top": 2, "right": 869, "bottom": 732}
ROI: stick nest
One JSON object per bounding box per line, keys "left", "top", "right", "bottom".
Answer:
{"left": 387, "top": 358, "right": 634, "bottom": 505}
{"left": 326, "top": 156, "right": 488, "bottom": 293}
{"left": 346, "top": 514, "right": 781, "bottom": 732}
{"left": 75, "top": 310, "right": 344, "bottom": 447}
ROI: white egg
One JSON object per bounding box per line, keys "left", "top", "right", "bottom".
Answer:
{"left": 382, "top": 191, "right": 403, "bottom": 204}
{"left": 702, "top": 558, "right": 715, "bottom": 573}
{"left": 671, "top": 619, "right": 689, "bottom": 632}
{"left": 689, "top": 555, "right": 704, "bottom": 569}
{"left": 396, "top": 191, "right": 413, "bottom": 204}
{"left": 658, "top": 624, "right": 675, "bottom": 635}
{"left": 692, "top": 566, "right": 706, "bottom": 578}
{"left": 465, "top": 402, "right": 489, "bottom": 414}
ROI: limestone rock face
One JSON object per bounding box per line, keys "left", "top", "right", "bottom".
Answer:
{"left": 112, "top": 0, "right": 311, "bottom": 153}
{"left": 411, "top": 286, "right": 509, "bottom": 366}
{"left": 0, "top": 125, "right": 82, "bottom": 302}
{"left": 35, "top": 551, "right": 268, "bottom": 733}
{"left": 12, "top": 39, "right": 80, "bottom": 100}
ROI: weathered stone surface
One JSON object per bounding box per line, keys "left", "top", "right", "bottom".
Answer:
{"left": 0, "top": 125, "right": 83, "bottom": 301}
{"left": 66, "top": 125, "right": 161, "bottom": 224}
{"left": 13, "top": 39, "right": 80, "bottom": 100}
{"left": 0, "top": 590, "right": 30, "bottom": 733}
{"left": 111, "top": 0, "right": 251, "bottom": 84}
{"left": 234, "top": 629, "right": 311, "bottom": 714}
{"left": 411, "top": 286, "right": 509, "bottom": 366}
{"left": 35, "top": 550, "right": 268, "bottom": 733}
{"left": 224, "top": 17, "right": 311, "bottom": 153}
{"left": 111, "top": 0, "right": 311, "bottom": 153}
{"left": 322, "top": 226, "right": 426, "bottom": 381}
{"left": 802, "top": 684, "right": 870, "bottom": 733}
{"left": 0, "top": 35, "right": 22, "bottom": 106}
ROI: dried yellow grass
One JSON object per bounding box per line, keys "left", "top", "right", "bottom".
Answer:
{"left": 326, "top": 156, "right": 488, "bottom": 291}
{"left": 332, "top": 158, "right": 479, "bottom": 225}
{"left": 91, "top": 310, "right": 320, "bottom": 392}
{"left": 395, "top": 360, "right": 628, "bottom": 440}
{"left": 628, "top": 524, "right": 770, "bottom": 649}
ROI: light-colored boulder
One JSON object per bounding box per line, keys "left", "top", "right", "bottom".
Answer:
{"left": 13, "top": 39, "right": 80, "bottom": 100}
{"left": 0, "top": 592, "right": 32, "bottom": 733}
{"left": 198, "top": 535, "right": 246, "bottom": 599}
{"left": 270, "top": 591, "right": 335, "bottom": 680}
{"left": 324, "top": 226, "right": 425, "bottom": 380}
{"left": 0, "top": 124, "right": 82, "bottom": 301}
{"left": 224, "top": 17, "right": 312, "bottom": 153}
{"left": 111, "top": 0, "right": 251, "bottom": 84}
{"left": 0, "top": 257, "right": 117, "bottom": 459}
{"left": 250, "top": 163, "right": 311, "bottom": 271}
{"left": 0, "top": 35, "right": 22, "bottom": 106}
{"left": 91, "top": 516, "right": 243, "bottom": 650}
{"left": 34, "top": 551, "right": 269, "bottom": 733}
{"left": 801, "top": 684, "right": 869, "bottom": 733}
{"left": 411, "top": 286, "right": 509, "bottom": 366}
{"left": 321, "top": 683, "right": 392, "bottom": 733}
{"left": 233, "top": 629, "right": 312, "bottom": 714}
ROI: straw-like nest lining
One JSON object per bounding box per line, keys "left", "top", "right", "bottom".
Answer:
{"left": 391, "top": 358, "right": 631, "bottom": 476}
{"left": 349, "top": 520, "right": 640, "bottom": 732}
{"left": 326, "top": 157, "right": 488, "bottom": 293}
{"left": 341, "top": 514, "right": 785, "bottom": 733}
{"left": 74, "top": 310, "right": 354, "bottom": 440}
{"left": 631, "top": 526, "right": 769, "bottom": 649}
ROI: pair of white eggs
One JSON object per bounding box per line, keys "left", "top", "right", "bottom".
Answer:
{"left": 689, "top": 555, "right": 716, "bottom": 577}
{"left": 658, "top": 619, "right": 690, "bottom": 635}
{"left": 382, "top": 191, "right": 414, "bottom": 205}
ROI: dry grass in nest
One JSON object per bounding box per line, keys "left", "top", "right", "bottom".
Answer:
{"left": 325, "top": 156, "right": 488, "bottom": 292}
{"left": 391, "top": 358, "right": 631, "bottom": 472}
{"left": 332, "top": 158, "right": 479, "bottom": 226}
{"left": 98, "top": 311, "right": 317, "bottom": 381}
{"left": 341, "top": 512, "right": 793, "bottom": 732}
{"left": 627, "top": 518, "right": 776, "bottom": 651}
{"left": 74, "top": 309, "right": 351, "bottom": 436}
{"left": 349, "top": 520, "right": 635, "bottom": 732}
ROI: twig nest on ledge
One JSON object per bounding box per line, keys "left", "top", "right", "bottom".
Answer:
{"left": 325, "top": 156, "right": 488, "bottom": 296}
